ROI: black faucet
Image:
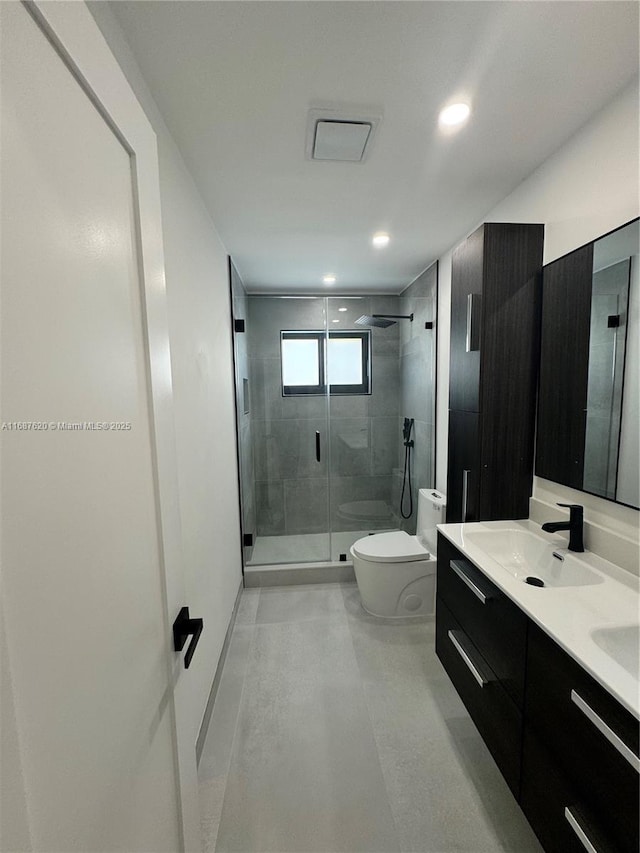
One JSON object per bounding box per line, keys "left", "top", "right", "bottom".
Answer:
{"left": 541, "top": 503, "right": 585, "bottom": 552}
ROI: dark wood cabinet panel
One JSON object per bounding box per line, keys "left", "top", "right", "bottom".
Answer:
{"left": 447, "top": 222, "right": 544, "bottom": 522}
{"left": 479, "top": 273, "right": 541, "bottom": 519}
{"left": 536, "top": 243, "right": 593, "bottom": 489}
{"left": 525, "top": 623, "right": 639, "bottom": 853}
{"left": 521, "top": 729, "right": 614, "bottom": 853}
{"left": 445, "top": 410, "right": 479, "bottom": 522}
{"left": 437, "top": 535, "right": 527, "bottom": 708}
{"left": 435, "top": 597, "right": 523, "bottom": 798}
{"left": 449, "top": 226, "right": 484, "bottom": 413}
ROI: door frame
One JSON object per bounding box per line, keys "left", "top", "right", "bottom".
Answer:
{"left": 22, "top": 1, "right": 200, "bottom": 848}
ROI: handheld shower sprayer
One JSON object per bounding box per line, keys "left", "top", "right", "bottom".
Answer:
{"left": 402, "top": 417, "right": 414, "bottom": 447}
{"left": 401, "top": 418, "right": 414, "bottom": 519}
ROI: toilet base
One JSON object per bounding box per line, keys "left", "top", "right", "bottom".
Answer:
{"left": 351, "top": 551, "right": 436, "bottom": 619}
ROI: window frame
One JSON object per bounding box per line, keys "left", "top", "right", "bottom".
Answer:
{"left": 280, "top": 329, "right": 371, "bottom": 397}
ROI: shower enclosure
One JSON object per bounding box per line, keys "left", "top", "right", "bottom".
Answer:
{"left": 230, "top": 260, "right": 438, "bottom": 574}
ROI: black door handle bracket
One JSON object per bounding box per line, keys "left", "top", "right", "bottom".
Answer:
{"left": 173, "top": 606, "right": 203, "bottom": 669}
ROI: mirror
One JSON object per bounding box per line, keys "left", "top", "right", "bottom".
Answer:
{"left": 536, "top": 218, "right": 639, "bottom": 509}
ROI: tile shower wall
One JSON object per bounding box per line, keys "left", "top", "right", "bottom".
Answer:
{"left": 230, "top": 262, "right": 256, "bottom": 562}
{"left": 397, "top": 262, "right": 438, "bottom": 532}
{"left": 248, "top": 296, "right": 404, "bottom": 538}
{"left": 328, "top": 296, "right": 401, "bottom": 534}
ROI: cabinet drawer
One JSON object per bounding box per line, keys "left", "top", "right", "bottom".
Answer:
{"left": 522, "top": 728, "right": 619, "bottom": 853}
{"left": 437, "top": 534, "right": 527, "bottom": 707}
{"left": 526, "top": 623, "right": 639, "bottom": 853}
{"left": 435, "top": 597, "right": 522, "bottom": 797}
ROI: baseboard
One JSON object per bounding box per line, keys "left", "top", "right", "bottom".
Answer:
{"left": 195, "top": 578, "right": 244, "bottom": 765}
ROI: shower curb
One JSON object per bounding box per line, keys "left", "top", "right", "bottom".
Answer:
{"left": 244, "top": 562, "right": 356, "bottom": 588}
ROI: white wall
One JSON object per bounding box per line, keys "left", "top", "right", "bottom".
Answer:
{"left": 436, "top": 79, "right": 640, "bottom": 555}
{"left": 88, "top": 3, "right": 243, "bottom": 746}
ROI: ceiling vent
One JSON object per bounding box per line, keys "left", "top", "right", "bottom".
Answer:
{"left": 306, "top": 108, "right": 381, "bottom": 163}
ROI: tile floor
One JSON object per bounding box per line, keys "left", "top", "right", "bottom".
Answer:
{"left": 198, "top": 583, "right": 543, "bottom": 853}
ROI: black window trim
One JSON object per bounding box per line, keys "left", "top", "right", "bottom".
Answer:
{"left": 280, "top": 329, "right": 371, "bottom": 396}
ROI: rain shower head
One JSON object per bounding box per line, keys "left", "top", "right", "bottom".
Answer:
{"left": 355, "top": 315, "right": 395, "bottom": 328}
{"left": 354, "top": 314, "right": 414, "bottom": 328}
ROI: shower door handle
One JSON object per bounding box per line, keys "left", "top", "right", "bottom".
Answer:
{"left": 315, "top": 431, "right": 321, "bottom": 462}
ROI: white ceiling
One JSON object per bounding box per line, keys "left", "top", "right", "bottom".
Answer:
{"left": 109, "top": 1, "right": 639, "bottom": 294}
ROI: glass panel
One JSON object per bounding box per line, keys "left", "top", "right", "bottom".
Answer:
{"left": 241, "top": 295, "right": 330, "bottom": 566}
{"left": 281, "top": 337, "right": 320, "bottom": 387}
{"left": 326, "top": 274, "right": 438, "bottom": 561}
{"left": 584, "top": 292, "right": 624, "bottom": 500}
{"left": 328, "top": 337, "right": 363, "bottom": 385}
{"left": 326, "top": 297, "right": 398, "bottom": 561}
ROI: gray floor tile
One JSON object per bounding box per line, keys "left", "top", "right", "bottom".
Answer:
{"left": 235, "top": 588, "right": 261, "bottom": 625}
{"left": 215, "top": 617, "right": 399, "bottom": 852}
{"left": 343, "top": 588, "right": 542, "bottom": 853}
{"left": 201, "top": 583, "right": 543, "bottom": 853}
{"left": 254, "top": 583, "right": 347, "bottom": 624}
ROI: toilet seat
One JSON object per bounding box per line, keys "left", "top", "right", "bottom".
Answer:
{"left": 351, "top": 530, "right": 429, "bottom": 563}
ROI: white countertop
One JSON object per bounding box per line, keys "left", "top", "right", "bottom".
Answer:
{"left": 437, "top": 519, "right": 640, "bottom": 719}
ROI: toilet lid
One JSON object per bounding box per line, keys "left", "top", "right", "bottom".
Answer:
{"left": 352, "top": 531, "right": 430, "bottom": 563}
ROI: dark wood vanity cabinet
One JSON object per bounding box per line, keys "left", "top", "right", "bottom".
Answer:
{"left": 447, "top": 222, "right": 544, "bottom": 523}
{"left": 522, "top": 623, "right": 639, "bottom": 853}
{"left": 435, "top": 534, "right": 640, "bottom": 853}
{"left": 435, "top": 534, "right": 528, "bottom": 796}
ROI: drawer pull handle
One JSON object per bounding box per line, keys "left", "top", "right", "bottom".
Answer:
{"left": 447, "top": 629, "right": 488, "bottom": 688}
{"left": 450, "top": 559, "right": 491, "bottom": 604}
{"left": 571, "top": 690, "right": 640, "bottom": 773}
{"left": 564, "top": 807, "right": 600, "bottom": 853}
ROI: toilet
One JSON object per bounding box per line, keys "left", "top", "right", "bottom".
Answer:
{"left": 350, "top": 489, "right": 446, "bottom": 618}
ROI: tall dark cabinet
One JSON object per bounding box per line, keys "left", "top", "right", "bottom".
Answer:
{"left": 535, "top": 244, "right": 593, "bottom": 490}
{"left": 446, "top": 222, "right": 544, "bottom": 523}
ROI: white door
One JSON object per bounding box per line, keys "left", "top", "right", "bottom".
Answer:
{"left": 1, "top": 3, "right": 200, "bottom": 850}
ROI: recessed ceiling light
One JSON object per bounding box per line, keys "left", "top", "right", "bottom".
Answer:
{"left": 372, "top": 232, "right": 390, "bottom": 248}
{"left": 439, "top": 102, "right": 471, "bottom": 128}
{"left": 323, "top": 274, "right": 337, "bottom": 284}
{"left": 332, "top": 319, "right": 340, "bottom": 323}
{"left": 338, "top": 307, "right": 347, "bottom": 312}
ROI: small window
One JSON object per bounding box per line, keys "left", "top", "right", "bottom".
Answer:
{"left": 281, "top": 330, "right": 370, "bottom": 396}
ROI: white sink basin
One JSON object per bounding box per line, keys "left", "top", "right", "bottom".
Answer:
{"left": 591, "top": 625, "right": 640, "bottom": 679}
{"left": 464, "top": 528, "right": 604, "bottom": 588}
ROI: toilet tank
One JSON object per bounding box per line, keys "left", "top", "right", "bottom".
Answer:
{"left": 416, "top": 489, "right": 446, "bottom": 555}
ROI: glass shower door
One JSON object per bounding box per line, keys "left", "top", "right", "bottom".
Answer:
{"left": 326, "top": 271, "right": 438, "bottom": 558}
{"left": 246, "top": 296, "right": 331, "bottom": 565}
{"left": 326, "top": 295, "right": 402, "bottom": 560}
